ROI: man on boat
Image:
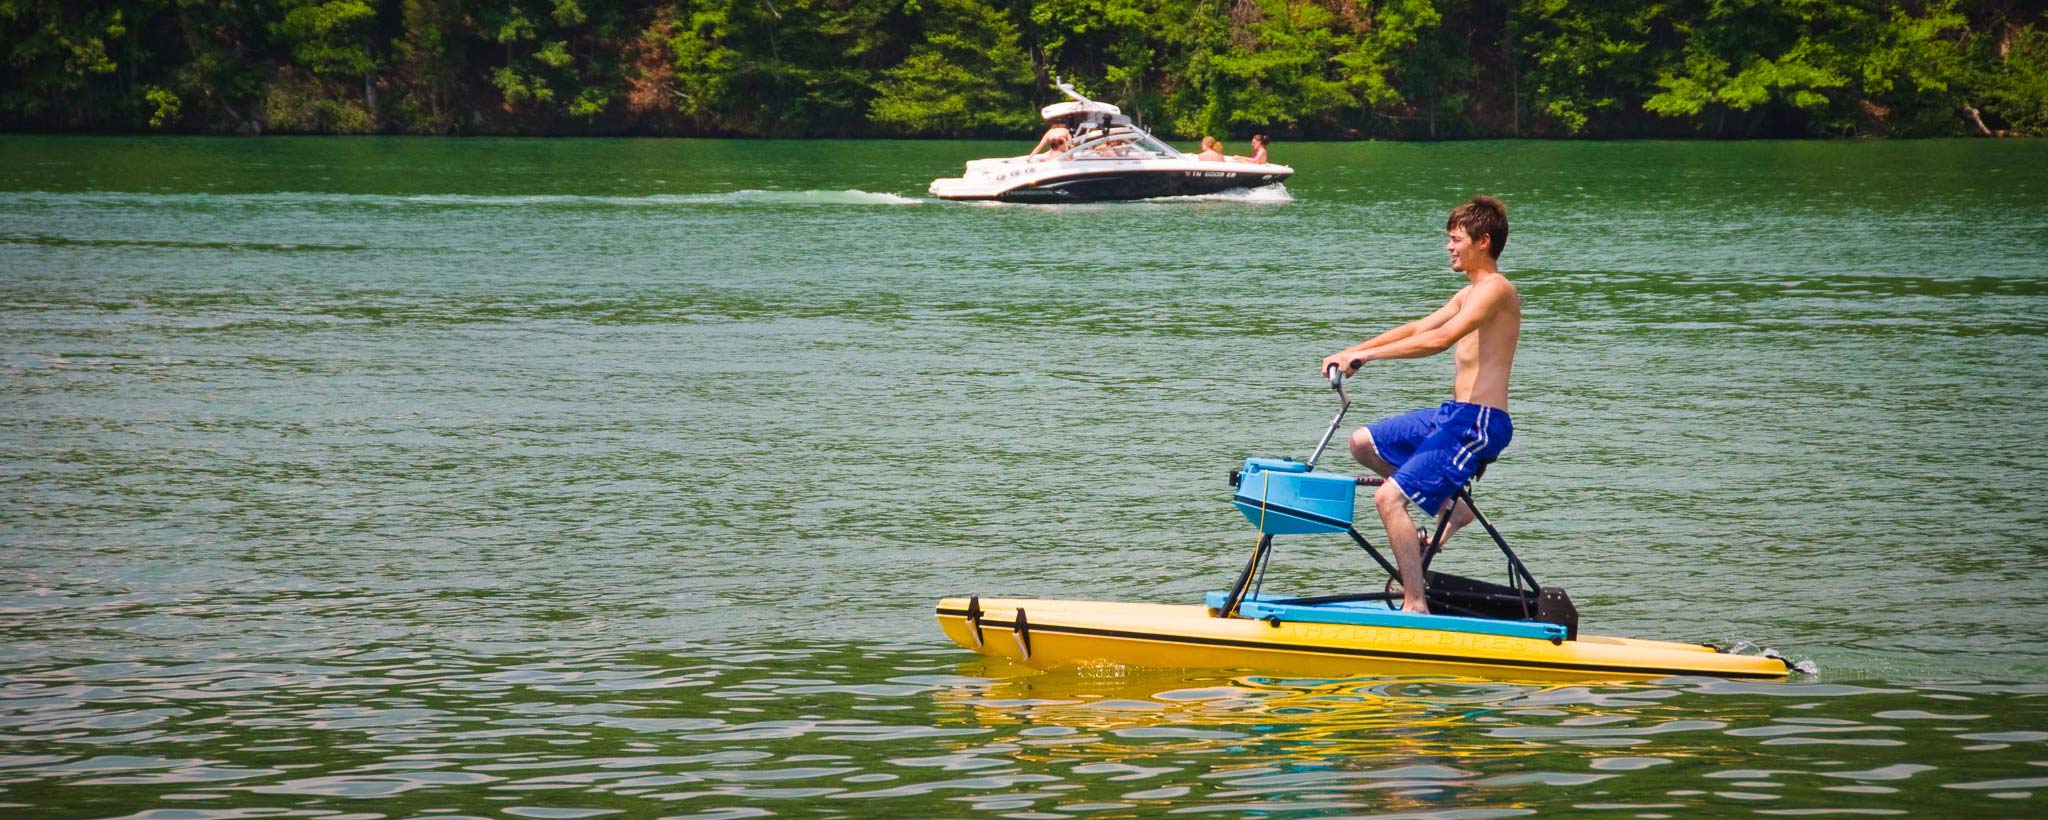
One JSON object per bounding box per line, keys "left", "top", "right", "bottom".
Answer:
{"left": 1320, "top": 195, "right": 1518, "bottom": 615}
{"left": 1028, "top": 118, "right": 1074, "bottom": 161}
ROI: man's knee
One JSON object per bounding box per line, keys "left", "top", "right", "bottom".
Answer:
{"left": 1350, "top": 429, "right": 1392, "bottom": 474}
{"left": 1348, "top": 428, "right": 1375, "bottom": 458}
{"left": 1373, "top": 481, "right": 1409, "bottom": 516}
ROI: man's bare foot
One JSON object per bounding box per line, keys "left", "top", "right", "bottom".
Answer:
{"left": 1386, "top": 580, "right": 1432, "bottom": 615}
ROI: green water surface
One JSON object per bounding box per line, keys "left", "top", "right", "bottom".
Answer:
{"left": 2, "top": 136, "right": 2045, "bottom": 818}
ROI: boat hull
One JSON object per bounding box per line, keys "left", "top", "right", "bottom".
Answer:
{"left": 992, "top": 169, "right": 1290, "bottom": 203}
{"left": 936, "top": 597, "right": 1789, "bottom": 681}
{"left": 930, "top": 160, "right": 1292, "bottom": 203}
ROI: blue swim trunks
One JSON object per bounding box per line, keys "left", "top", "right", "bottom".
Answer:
{"left": 1365, "top": 401, "right": 1514, "bottom": 515}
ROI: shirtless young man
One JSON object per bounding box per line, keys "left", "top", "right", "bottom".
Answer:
{"left": 1028, "top": 120, "right": 1074, "bottom": 161}
{"left": 1319, "top": 195, "right": 1519, "bottom": 615}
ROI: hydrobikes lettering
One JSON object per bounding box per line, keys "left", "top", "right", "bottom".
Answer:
{"left": 1294, "top": 623, "right": 1531, "bottom": 654}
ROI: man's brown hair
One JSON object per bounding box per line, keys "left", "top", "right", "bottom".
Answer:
{"left": 1447, "top": 195, "right": 1508, "bottom": 259}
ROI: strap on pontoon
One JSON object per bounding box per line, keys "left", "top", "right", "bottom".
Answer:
{"left": 1217, "top": 533, "right": 1275, "bottom": 619}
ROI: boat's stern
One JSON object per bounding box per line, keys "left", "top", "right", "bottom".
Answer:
{"left": 930, "top": 157, "right": 1034, "bottom": 200}
{"left": 928, "top": 176, "right": 996, "bottom": 200}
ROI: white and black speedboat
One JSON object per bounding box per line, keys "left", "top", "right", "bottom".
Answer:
{"left": 929, "top": 83, "right": 1293, "bottom": 203}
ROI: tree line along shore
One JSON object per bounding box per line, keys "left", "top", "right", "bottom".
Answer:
{"left": 5, "top": 1, "right": 2043, "bottom": 140}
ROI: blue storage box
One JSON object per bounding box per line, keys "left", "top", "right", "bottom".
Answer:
{"left": 1232, "top": 457, "right": 1357, "bottom": 534}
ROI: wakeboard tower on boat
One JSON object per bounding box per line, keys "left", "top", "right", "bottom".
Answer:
{"left": 936, "top": 367, "right": 1801, "bottom": 681}
{"left": 929, "top": 81, "right": 1293, "bottom": 203}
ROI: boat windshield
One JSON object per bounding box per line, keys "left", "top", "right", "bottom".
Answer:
{"left": 1058, "top": 126, "right": 1182, "bottom": 161}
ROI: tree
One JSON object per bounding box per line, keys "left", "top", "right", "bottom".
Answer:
{"left": 269, "top": 0, "right": 379, "bottom": 131}
{"left": 1972, "top": 23, "right": 2048, "bottom": 134}
{"left": 1158, "top": 0, "right": 1442, "bottom": 140}
{"left": 1027, "top": 0, "right": 1158, "bottom": 118}
{"left": 0, "top": 0, "right": 2039, "bottom": 137}
{"left": 1517, "top": 0, "right": 1663, "bottom": 135}
{"left": 0, "top": 1, "right": 130, "bottom": 128}
{"left": 390, "top": 0, "right": 464, "bottom": 132}
{"left": 1640, "top": 1, "right": 1851, "bottom": 137}
{"left": 870, "top": 0, "right": 1037, "bottom": 135}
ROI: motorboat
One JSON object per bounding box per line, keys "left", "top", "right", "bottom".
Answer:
{"left": 929, "top": 83, "right": 1293, "bottom": 203}
{"left": 936, "top": 368, "right": 1798, "bottom": 682}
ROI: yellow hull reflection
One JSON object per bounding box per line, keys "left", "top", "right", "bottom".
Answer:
{"left": 936, "top": 597, "right": 1788, "bottom": 682}
{"left": 925, "top": 663, "right": 1638, "bottom": 788}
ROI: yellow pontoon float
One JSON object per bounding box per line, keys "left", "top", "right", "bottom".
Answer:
{"left": 938, "top": 369, "right": 1794, "bottom": 681}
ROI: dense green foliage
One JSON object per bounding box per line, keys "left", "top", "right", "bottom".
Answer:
{"left": 2, "top": 1, "right": 2041, "bottom": 138}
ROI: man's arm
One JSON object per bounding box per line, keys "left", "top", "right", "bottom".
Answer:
{"left": 1323, "top": 290, "right": 1467, "bottom": 373}
{"left": 1349, "top": 280, "right": 1509, "bottom": 366}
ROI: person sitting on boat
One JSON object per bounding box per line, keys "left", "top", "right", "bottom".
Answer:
{"left": 1229, "top": 134, "right": 1270, "bottom": 164}
{"left": 1029, "top": 121, "right": 1074, "bottom": 162}
{"left": 1319, "top": 195, "right": 1518, "bottom": 616}
{"left": 1194, "top": 136, "right": 1226, "bottom": 161}
{"left": 1090, "top": 135, "right": 1137, "bottom": 158}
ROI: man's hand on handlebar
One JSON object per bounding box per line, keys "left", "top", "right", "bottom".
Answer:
{"left": 1320, "top": 352, "right": 1366, "bottom": 378}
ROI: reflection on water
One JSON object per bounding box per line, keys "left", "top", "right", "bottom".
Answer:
{"left": 944, "top": 664, "right": 2048, "bottom": 816}
{"left": 1, "top": 641, "right": 2039, "bottom": 818}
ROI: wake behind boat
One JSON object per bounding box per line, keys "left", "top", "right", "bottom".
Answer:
{"left": 929, "top": 83, "right": 1292, "bottom": 203}
{"left": 937, "top": 369, "right": 1796, "bottom": 681}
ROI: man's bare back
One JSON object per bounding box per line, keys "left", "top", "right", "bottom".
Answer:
{"left": 1318, "top": 195, "right": 1519, "bottom": 614}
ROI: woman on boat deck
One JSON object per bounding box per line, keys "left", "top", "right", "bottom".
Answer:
{"left": 1229, "top": 134, "right": 1270, "bottom": 164}
{"left": 1194, "top": 136, "right": 1226, "bottom": 161}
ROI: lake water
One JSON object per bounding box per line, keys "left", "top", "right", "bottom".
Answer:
{"left": 2, "top": 136, "right": 2045, "bottom": 818}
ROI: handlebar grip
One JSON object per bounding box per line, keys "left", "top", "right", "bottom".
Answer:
{"left": 1325, "top": 363, "right": 1343, "bottom": 388}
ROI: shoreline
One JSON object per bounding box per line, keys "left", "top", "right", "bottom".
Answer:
{"left": 2, "top": 131, "right": 2040, "bottom": 143}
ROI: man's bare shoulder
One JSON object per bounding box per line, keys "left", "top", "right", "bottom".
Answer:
{"left": 1470, "top": 275, "right": 1520, "bottom": 308}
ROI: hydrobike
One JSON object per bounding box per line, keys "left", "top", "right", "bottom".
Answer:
{"left": 936, "top": 369, "right": 1794, "bottom": 681}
